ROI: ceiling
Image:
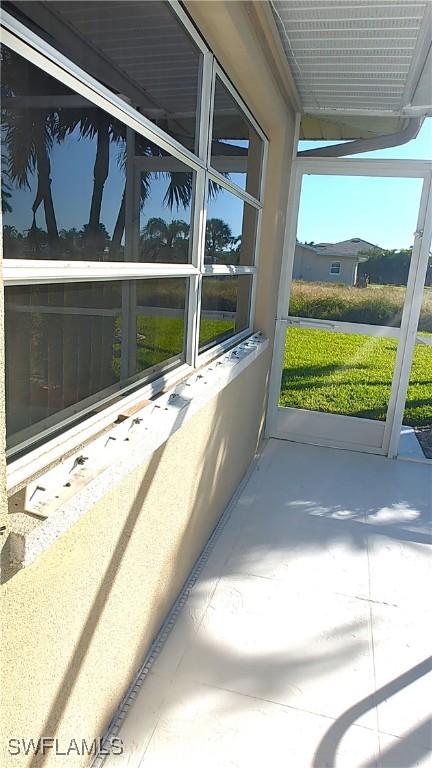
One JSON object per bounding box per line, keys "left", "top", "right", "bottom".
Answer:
{"left": 271, "top": 1, "right": 432, "bottom": 139}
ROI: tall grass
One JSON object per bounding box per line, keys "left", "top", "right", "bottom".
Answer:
{"left": 289, "top": 281, "right": 432, "bottom": 332}
{"left": 136, "top": 277, "right": 239, "bottom": 312}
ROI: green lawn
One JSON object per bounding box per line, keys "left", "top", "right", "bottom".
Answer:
{"left": 108, "top": 303, "right": 432, "bottom": 430}
{"left": 113, "top": 316, "right": 234, "bottom": 377}
{"left": 279, "top": 327, "right": 432, "bottom": 428}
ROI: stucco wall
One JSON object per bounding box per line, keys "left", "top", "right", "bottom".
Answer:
{"left": 293, "top": 244, "right": 358, "bottom": 285}
{"left": 0, "top": 3, "right": 296, "bottom": 766}
{"left": 1, "top": 351, "right": 269, "bottom": 767}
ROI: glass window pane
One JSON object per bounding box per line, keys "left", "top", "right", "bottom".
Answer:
{"left": 289, "top": 175, "right": 424, "bottom": 326}
{"left": 211, "top": 77, "right": 263, "bottom": 198}
{"left": 199, "top": 275, "right": 252, "bottom": 351}
{"left": 1, "top": 46, "right": 195, "bottom": 263}
{"left": 138, "top": 157, "right": 194, "bottom": 263}
{"left": 5, "top": 278, "right": 187, "bottom": 450}
{"left": 205, "top": 183, "right": 258, "bottom": 265}
{"left": 6, "top": 1, "right": 202, "bottom": 152}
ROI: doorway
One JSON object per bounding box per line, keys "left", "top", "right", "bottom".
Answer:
{"left": 268, "top": 159, "right": 432, "bottom": 456}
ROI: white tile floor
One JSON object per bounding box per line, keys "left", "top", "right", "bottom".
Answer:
{"left": 106, "top": 439, "right": 432, "bottom": 768}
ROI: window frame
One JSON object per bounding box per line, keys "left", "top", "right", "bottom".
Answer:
{"left": 209, "top": 63, "right": 267, "bottom": 204}
{"left": 0, "top": 1, "right": 268, "bottom": 468}
{"left": 330, "top": 262, "right": 341, "bottom": 274}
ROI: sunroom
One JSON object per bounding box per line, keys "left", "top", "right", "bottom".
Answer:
{"left": 0, "top": 2, "right": 431, "bottom": 767}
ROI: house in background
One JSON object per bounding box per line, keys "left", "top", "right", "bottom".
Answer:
{"left": 293, "top": 238, "right": 374, "bottom": 285}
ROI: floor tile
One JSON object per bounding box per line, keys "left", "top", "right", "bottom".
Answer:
{"left": 105, "top": 440, "right": 431, "bottom": 768}
{"left": 225, "top": 510, "right": 370, "bottom": 598}
{"left": 177, "top": 573, "right": 376, "bottom": 725}
{"left": 368, "top": 535, "right": 432, "bottom": 608}
{"left": 371, "top": 603, "right": 432, "bottom": 744}
{"left": 378, "top": 727, "right": 432, "bottom": 767}
{"left": 141, "top": 678, "right": 380, "bottom": 768}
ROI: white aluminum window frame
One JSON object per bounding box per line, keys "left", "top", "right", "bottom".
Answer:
{"left": 330, "top": 262, "right": 341, "bottom": 274}
{"left": 0, "top": 1, "right": 268, "bottom": 475}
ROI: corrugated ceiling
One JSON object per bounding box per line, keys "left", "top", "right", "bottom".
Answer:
{"left": 272, "top": 1, "right": 432, "bottom": 139}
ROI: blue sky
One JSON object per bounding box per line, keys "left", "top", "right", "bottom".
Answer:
{"left": 297, "top": 118, "right": 432, "bottom": 249}
{"left": 4, "top": 129, "right": 193, "bottom": 239}
{"left": 4, "top": 118, "right": 431, "bottom": 250}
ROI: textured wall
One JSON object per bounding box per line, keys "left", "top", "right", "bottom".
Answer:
{"left": 1, "top": 352, "right": 268, "bottom": 767}
{"left": 0, "top": 2, "right": 296, "bottom": 766}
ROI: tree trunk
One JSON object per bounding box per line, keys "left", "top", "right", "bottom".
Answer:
{"left": 111, "top": 183, "right": 126, "bottom": 255}
{"left": 88, "top": 120, "right": 109, "bottom": 233}
{"left": 34, "top": 123, "right": 59, "bottom": 247}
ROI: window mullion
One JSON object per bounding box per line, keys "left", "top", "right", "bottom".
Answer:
{"left": 167, "top": 1, "right": 210, "bottom": 55}
{"left": 207, "top": 169, "right": 263, "bottom": 209}
{"left": 186, "top": 169, "right": 207, "bottom": 368}
{"left": 203, "top": 265, "right": 257, "bottom": 275}
{"left": 198, "top": 53, "right": 215, "bottom": 163}
{"left": 2, "top": 263, "right": 200, "bottom": 286}
{"left": 247, "top": 205, "right": 264, "bottom": 336}
{"left": 185, "top": 274, "right": 201, "bottom": 367}
{"left": 186, "top": 51, "right": 214, "bottom": 368}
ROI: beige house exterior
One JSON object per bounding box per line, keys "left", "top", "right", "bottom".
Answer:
{"left": 293, "top": 239, "right": 373, "bottom": 285}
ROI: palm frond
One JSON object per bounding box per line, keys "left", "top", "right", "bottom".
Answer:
{"left": 140, "top": 172, "right": 151, "bottom": 209}
{"left": 4, "top": 110, "right": 36, "bottom": 188}
{"left": 163, "top": 171, "right": 192, "bottom": 209}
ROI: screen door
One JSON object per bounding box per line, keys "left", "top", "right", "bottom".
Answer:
{"left": 268, "top": 159, "right": 432, "bottom": 455}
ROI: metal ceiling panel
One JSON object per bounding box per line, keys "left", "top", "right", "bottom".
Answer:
{"left": 272, "top": 0, "right": 432, "bottom": 124}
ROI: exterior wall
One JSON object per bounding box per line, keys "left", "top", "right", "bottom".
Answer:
{"left": 0, "top": 3, "right": 296, "bottom": 766}
{"left": 293, "top": 244, "right": 357, "bottom": 285}
{"left": 0, "top": 352, "right": 269, "bottom": 768}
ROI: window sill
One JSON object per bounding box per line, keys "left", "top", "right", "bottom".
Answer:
{"left": 6, "top": 328, "right": 255, "bottom": 487}
{"left": 1, "top": 332, "right": 268, "bottom": 582}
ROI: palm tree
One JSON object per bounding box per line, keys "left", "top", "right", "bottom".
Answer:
{"left": 1, "top": 155, "right": 13, "bottom": 214}
{"left": 110, "top": 132, "right": 197, "bottom": 258}
{"left": 110, "top": 131, "right": 225, "bottom": 258}
{"left": 54, "top": 105, "right": 127, "bottom": 259}
{"left": 140, "top": 217, "right": 190, "bottom": 262}
{"left": 2, "top": 224, "right": 25, "bottom": 258}
{"left": 1, "top": 46, "right": 62, "bottom": 248}
{"left": 110, "top": 165, "right": 151, "bottom": 257}
{"left": 205, "top": 218, "right": 233, "bottom": 263}
{"left": 2, "top": 47, "right": 226, "bottom": 264}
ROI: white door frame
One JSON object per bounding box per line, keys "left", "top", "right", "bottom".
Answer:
{"left": 266, "top": 157, "right": 432, "bottom": 456}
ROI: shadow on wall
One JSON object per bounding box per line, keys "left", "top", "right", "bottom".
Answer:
{"left": 19, "top": 361, "right": 268, "bottom": 768}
